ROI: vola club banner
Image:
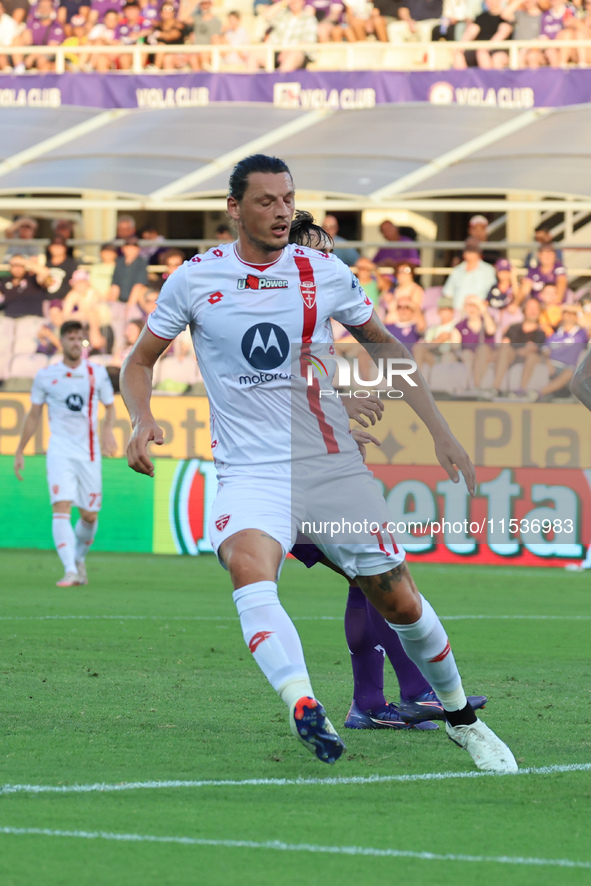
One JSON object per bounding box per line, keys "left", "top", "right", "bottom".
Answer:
{"left": 1, "top": 69, "right": 591, "bottom": 110}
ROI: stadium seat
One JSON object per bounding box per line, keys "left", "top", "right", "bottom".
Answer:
{"left": 8, "top": 352, "right": 49, "bottom": 379}
{"left": 428, "top": 359, "right": 468, "bottom": 393}
{"left": 12, "top": 335, "right": 40, "bottom": 356}
{"left": 0, "top": 315, "right": 16, "bottom": 344}
{"left": 14, "top": 315, "right": 45, "bottom": 338}
{"left": 0, "top": 348, "right": 11, "bottom": 381}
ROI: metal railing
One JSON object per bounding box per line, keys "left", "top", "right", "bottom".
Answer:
{"left": 0, "top": 38, "right": 590, "bottom": 73}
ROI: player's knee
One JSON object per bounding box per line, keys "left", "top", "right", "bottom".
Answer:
{"left": 52, "top": 501, "right": 72, "bottom": 515}
{"left": 79, "top": 509, "right": 98, "bottom": 524}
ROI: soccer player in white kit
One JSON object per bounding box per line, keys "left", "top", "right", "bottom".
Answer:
{"left": 14, "top": 320, "right": 117, "bottom": 587}
{"left": 121, "top": 155, "right": 517, "bottom": 774}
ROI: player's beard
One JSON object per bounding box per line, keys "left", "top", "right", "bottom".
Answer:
{"left": 242, "top": 222, "right": 289, "bottom": 255}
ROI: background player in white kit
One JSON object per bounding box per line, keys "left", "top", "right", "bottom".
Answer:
{"left": 14, "top": 320, "right": 117, "bottom": 587}
{"left": 121, "top": 154, "right": 517, "bottom": 774}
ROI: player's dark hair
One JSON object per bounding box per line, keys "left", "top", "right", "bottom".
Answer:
{"left": 228, "top": 154, "right": 292, "bottom": 202}
{"left": 60, "top": 320, "right": 84, "bottom": 337}
{"left": 289, "top": 210, "right": 334, "bottom": 250}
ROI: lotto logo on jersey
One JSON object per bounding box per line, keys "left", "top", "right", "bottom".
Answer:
{"left": 215, "top": 514, "right": 231, "bottom": 532}
{"left": 65, "top": 393, "right": 84, "bottom": 412}
{"left": 237, "top": 275, "right": 288, "bottom": 291}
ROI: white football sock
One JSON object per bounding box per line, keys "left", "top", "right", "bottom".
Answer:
{"left": 75, "top": 517, "right": 98, "bottom": 563}
{"left": 389, "top": 594, "right": 467, "bottom": 710}
{"left": 233, "top": 581, "right": 314, "bottom": 707}
{"left": 52, "top": 515, "right": 77, "bottom": 574}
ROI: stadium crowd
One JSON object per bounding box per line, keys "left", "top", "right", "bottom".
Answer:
{"left": 0, "top": 0, "right": 590, "bottom": 72}
{"left": 1, "top": 211, "right": 590, "bottom": 400}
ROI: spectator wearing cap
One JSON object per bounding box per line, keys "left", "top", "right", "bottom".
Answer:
{"left": 524, "top": 223, "right": 564, "bottom": 269}
{"left": 4, "top": 217, "right": 42, "bottom": 260}
{"left": 519, "top": 243, "right": 567, "bottom": 304}
{"left": 467, "top": 213, "right": 501, "bottom": 264}
{"left": 485, "top": 257, "right": 523, "bottom": 339}
{"left": 414, "top": 295, "right": 458, "bottom": 375}
{"left": 373, "top": 219, "right": 420, "bottom": 268}
{"left": 481, "top": 297, "right": 546, "bottom": 398}
{"left": 38, "top": 236, "right": 79, "bottom": 301}
{"left": 189, "top": 0, "right": 222, "bottom": 70}
{"left": 522, "top": 303, "right": 588, "bottom": 400}
{"left": 0, "top": 255, "right": 48, "bottom": 318}
{"left": 108, "top": 236, "right": 149, "bottom": 306}
{"left": 322, "top": 215, "right": 359, "bottom": 267}
{"left": 442, "top": 238, "right": 497, "bottom": 312}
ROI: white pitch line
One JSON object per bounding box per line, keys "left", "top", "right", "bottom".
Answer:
{"left": 0, "top": 614, "right": 589, "bottom": 622}
{"left": 0, "top": 826, "right": 589, "bottom": 869}
{"left": 2, "top": 763, "right": 589, "bottom": 797}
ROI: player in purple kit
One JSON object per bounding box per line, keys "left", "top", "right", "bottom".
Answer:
{"left": 14, "top": 321, "right": 117, "bottom": 587}
{"left": 122, "top": 154, "right": 516, "bottom": 773}
{"left": 288, "top": 211, "right": 486, "bottom": 729}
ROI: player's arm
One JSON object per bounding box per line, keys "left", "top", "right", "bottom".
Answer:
{"left": 101, "top": 403, "right": 118, "bottom": 457}
{"left": 570, "top": 350, "right": 591, "bottom": 410}
{"left": 14, "top": 403, "right": 44, "bottom": 480}
{"left": 343, "top": 311, "right": 476, "bottom": 494}
{"left": 120, "top": 326, "right": 171, "bottom": 477}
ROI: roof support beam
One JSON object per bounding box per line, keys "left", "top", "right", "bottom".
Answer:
{"left": 147, "top": 109, "right": 335, "bottom": 202}
{"left": 0, "top": 109, "right": 130, "bottom": 182}
{"left": 368, "top": 107, "right": 551, "bottom": 201}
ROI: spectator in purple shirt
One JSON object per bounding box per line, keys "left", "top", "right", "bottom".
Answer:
{"left": 112, "top": 0, "right": 152, "bottom": 68}
{"left": 89, "top": 0, "right": 124, "bottom": 24}
{"left": 14, "top": 0, "right": 65, "bottom": 71}
{"left": 453, "top": 295, "right": 496, "bottom": 389}
{"left": 384, "top": 297, "right": 426, "bottom": 348}
{"left": 539, "top": 0, "right": 578, "bottom": 66}
{"left": 519, "top": 243, "right": 567, "bottom": 304}
{"left": 523, "top": 303, "right": 588, "bottom": 399}
{"left": 373, "top": 220, "right": 421, "bottom": 268}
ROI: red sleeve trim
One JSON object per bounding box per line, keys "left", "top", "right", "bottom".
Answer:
{"left": 346, "top": 309, "right": 374, "bottom": 328}
{"left": 146, "top": 319, "right": 173, "bottom": 342}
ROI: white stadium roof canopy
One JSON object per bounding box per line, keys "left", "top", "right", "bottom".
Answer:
{"left": 1, "top": 102, "right": 591, "bottom": 212}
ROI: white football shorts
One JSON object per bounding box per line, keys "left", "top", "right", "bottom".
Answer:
{"left": 208, "top": 453, "right": 405, "bottom": 580}
{"left": 46, "top": 455, "right": 103, "bottom": 511}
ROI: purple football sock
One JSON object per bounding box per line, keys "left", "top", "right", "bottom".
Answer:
{"left": 366, "top": 598, "right": 431, "bottom": 702}
{"left": 344, "top": 586, "right": 386, "bottom": 711}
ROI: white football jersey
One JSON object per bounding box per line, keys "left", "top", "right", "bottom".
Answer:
{"left": 148, "top": 242, "right": 373, "bottom": 469}
{"left": 31, "top": 359, "right": 114, "bottom": 461}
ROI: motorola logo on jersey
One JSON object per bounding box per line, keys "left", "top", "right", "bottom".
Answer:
{"left": 241, "top": 323, "right": 290, "bottom": 370}
{"left": 237, "top": 275, "right": 288, "bottom": 291}
{"left": 65, "top": 393, "right": 84, "bottom": 412}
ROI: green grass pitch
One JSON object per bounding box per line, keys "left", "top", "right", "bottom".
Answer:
{"left": 1, "top": 549, "right": 590, "bottom": 886}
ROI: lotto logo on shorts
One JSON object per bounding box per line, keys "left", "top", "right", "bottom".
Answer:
{"left": 215, "top": 514, "right": 231, "bottom": 531}
{"left": 208, "top": 292, "right": 224, "bottom": 304}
